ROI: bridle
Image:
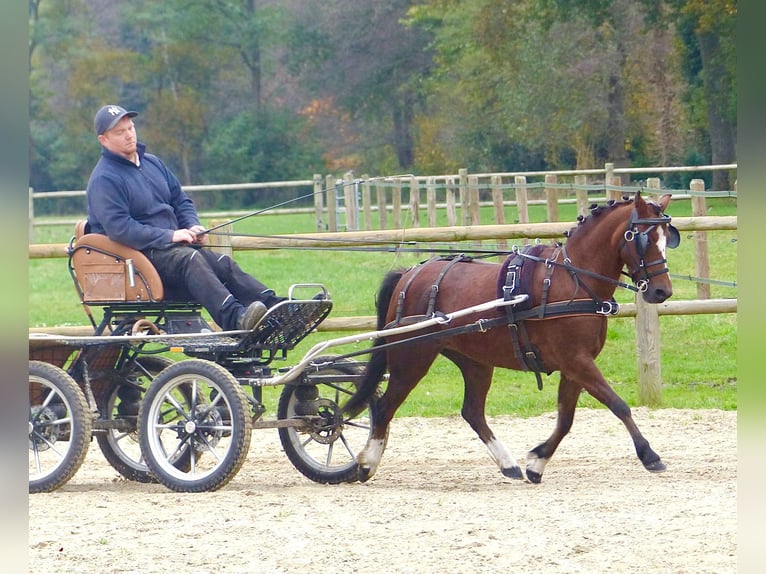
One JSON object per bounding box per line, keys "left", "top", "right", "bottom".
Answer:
{"left": 619, "top": 208, "right": 680, "bottom": 292}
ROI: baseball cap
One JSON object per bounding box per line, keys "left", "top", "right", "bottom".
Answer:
{"left": 94, "top": 104, "right": 138, "bottom": 135}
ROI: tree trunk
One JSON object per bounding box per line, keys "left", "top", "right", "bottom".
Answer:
{"left": 697, "top": 31, "right": 736, "bottom": 190}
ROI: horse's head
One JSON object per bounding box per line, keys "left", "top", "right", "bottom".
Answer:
{"left": 620, "top": 190, "right": 680, "bottom": 303}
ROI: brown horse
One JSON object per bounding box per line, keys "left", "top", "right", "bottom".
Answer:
{"left": 344, "top": 190, "right": 680, "bottom": 483}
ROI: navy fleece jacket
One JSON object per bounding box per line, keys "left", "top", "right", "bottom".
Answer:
{"left": 86, "top": 143, "right": 200, "bottom": 251}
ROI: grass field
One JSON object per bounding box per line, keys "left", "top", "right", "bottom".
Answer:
{"left": 28, "top": 196, "right": 737, "bottom": 417}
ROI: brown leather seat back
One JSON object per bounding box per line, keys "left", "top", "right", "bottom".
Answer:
{"left": 70, "top": 222, "right": 164, "bottom": 303}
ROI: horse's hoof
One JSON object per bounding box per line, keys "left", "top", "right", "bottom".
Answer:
{"left": 502, "top": 466, "right": 524, "bottom": 480}
{"left": 644, "top": 460, "right": 667, "bottom": 473}
{"left": 357, "top": 466, "right": 372, "bottom": 483}
{"left": 526, "top": 469, "right": 543, "bottom": 484}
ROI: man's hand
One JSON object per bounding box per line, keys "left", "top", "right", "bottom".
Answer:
{"left": 171, "top": 227, "right": 206, "bottom": 244}
{"left": 189, "top": 225, "right": 209, "bottom": 245}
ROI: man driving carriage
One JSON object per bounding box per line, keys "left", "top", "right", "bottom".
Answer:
{"left": 86, "top": 104, "right": 283, "bottom": 331}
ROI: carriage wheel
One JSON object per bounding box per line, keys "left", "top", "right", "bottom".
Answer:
{"left": 278, "top": 356, "right": 386, "bottom": 484}
{"left": 29, "top": 361, "right": 92, "bottom": 493}
{"left": 138, "top": 359, "right": 252, "bottom": 492}
{"left": 95, "top": 355, "right": 195, "bottom": 483}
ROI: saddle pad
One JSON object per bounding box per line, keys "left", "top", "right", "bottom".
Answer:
{"left": 496, "top": 244, "right": 546, "bottom": 309}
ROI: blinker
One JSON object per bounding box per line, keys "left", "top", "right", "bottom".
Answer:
{"left": 667, "top": 224, "right": 680, "bottom": 249}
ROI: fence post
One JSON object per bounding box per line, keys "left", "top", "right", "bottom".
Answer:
{"left": 459, "top": 168, "right": 469, "bottom": 226}
{"left": 409, "top": 175, "right": 420, "bottom": 227}
{"left": 29, "top": 187, "right": 35, "bottom": 243}
{"left": 545, "top": 173, "right": 559, "bottom": 222}
{"left": 491, "top": 175, "right": 507, "bottom": 252}
{"left": 361, "top": 174, "right": 372, "bottom": 231}
{"left": 326, "top": 175, "right": 337, "bottom": 232}
{"left": 426, "top": 176, "right": 437, "bottom": 227}
{"left": 690, "top": 179, "right": 711, "bottom": 299}
{"left": 343, "top": 171, "right": 358, "bottom": 231}
{"left": 574, "top": 174, "right": 588, "bottom": 217}
{"left": 468, "top": 175, "right": 480, "bottom": 226}
{"left": 376, "top": 180, "right": 388, "bottom": 230}
{"left": 313, "top": 174, "right": 324, "bottom": 232}
{"left": 635, "top": 177, "right": 663, "bottom": 406}
{"left": 208, "top": 220, "right": 233, "bottom": 257}
{"left": 392, "top": 178, "right": 402, "bottom": 229}
{"left": 605, "top": 162, "right": 622, "bottom": 201}
{"left": 514, "top": 175, "right": 529, "bottom": 245}
{"left": 445, "top": 176, "right": 457, "bottom": 227}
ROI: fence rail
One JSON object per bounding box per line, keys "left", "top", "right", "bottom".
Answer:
{"left": 28, "top": 162, "right": 737, "bottom": 238}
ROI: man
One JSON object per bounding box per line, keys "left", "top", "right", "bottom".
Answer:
{"left": 86, "top": 104, "right": 282, "bottom": 331}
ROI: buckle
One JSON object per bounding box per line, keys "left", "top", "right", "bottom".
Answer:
{"left": 597, "top": 300, "right": 619, "bottom": 315}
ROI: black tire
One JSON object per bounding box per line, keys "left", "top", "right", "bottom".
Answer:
{"left": 138, "top": 359, "right": 252, "bottom": 492}
{"left": 95, "top": 355, "right": 175, "bottom": 482}
{"left": 29, "top": 361, "right": 92, "bottom": 493}
{"left": 278, "top": 356, "right": 385, "bottom": 484}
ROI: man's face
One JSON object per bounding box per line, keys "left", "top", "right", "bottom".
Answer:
{"left": 98, "top": 116, "right": 137, "bottom": 159}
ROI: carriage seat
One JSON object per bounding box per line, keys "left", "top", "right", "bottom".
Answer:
{"left": 69, "top": 220, "right": 165, "bottom": 303}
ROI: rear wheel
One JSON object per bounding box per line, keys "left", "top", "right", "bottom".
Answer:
{"left": 29, "top": 361, "right": 92, "bottom": 493}
{"left": 138, "top": 359, "right": 252, "bottom": 492}
{"left": 95, "top": 355, "right": 176, "bottom": 482}
{"left": 278, "top": 356, "right": 385, "bottom": 484}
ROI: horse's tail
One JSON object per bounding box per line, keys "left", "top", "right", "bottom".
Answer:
{"left": 342, "top": 269, "right": 403, "bottom": 418}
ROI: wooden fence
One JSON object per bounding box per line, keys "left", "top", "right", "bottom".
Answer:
{"left": 28, "top": 162, "right": 737, "bottom": 239}
{"left": 29, "top": 214, "right": 736, "bottom": 407}
{"left": 29, "top": 162, "right": 737, "bottom": 406}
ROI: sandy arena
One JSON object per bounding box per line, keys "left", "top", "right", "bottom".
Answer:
{"left": 29, "top": 407, "right": 736, "bottom": 573}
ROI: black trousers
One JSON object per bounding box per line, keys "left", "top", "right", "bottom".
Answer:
{"left": 143, "top": 244, "right": 282, "bottom": 330}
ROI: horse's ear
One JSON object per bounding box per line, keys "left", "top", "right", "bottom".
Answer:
{"left": 658, "top": 193, "right": 672, "bottom": 212}
{"left": 633, "top": 189, "right": 644, "bottom": 206}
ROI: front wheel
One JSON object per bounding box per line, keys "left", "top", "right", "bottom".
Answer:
{"left": 29, "top": 361, "right": 92, "bottom": 493}
{"left": 138, "top": 359, "right": 252, "bottom": 492}
{"left": 278, "top": 356, "right": 385, "bottom": 484}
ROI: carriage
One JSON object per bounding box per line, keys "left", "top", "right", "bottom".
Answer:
{"left": 29, "top": 190, "right": 679, "bottom": 493}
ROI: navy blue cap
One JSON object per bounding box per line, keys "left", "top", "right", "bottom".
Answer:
{"left": 94, "top": 105, "right": 138, "bottom": 135}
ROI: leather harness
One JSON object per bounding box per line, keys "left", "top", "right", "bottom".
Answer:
{"left": 391, "top": 249, "right": 620, "bottom": 391}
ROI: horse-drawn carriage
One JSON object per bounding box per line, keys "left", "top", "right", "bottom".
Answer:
{"left": 29, "top": 191, "right": 680, "bottom": 493}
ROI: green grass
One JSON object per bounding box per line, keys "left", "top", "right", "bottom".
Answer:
{"left": 28, "top": 197, "right": 737, "bottom": 417}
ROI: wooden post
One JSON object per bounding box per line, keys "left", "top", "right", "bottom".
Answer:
{"left": 361, "top": 174, "right": 372, "bottom": 231}
{"left": 514, "top": 175, "right": 529, "bottom": 246}
{"left": 491, "top": 175, "right": 507, "bottom": 252}
{"left": 574, "top": 174, "right": 588, "bottom": 217}
{"left": 605, "top": 162, "right": 621, "bottom": 201}
{"left": 545, "top": 173, "right": 559, "bottom": 222}
{"left": 392, "top": 178, "right": 402, "bottom": 229}
{"left": 468, "top": 175, "right": 481, "bottom": 226}
{"left": 426, "top": 176, "right": 437, "bottom": 227}
{"left": 29, "top": 187, "right": 34, "bottom": 243}
{"left": 690, "top": 179, "right": 711, "bottom": 299}
{"left": 343, "top": 170, "right": 357, "bottom": 231}
{"left": 376, "top": 181, "right": 388, "bottom": 230}
{"left": 313, "top": 174, "right": 324, "bottom": 232}
{"left": 326, "top": 175, "right": 337, "bottom": 232}
{"left": 409, "top": 175, "right": 420, "bottom": 227}
{"left": 636, "top": 177, "right": 663, "bottom": 406}
{"left": 459, "top": 168, "right": 469, "bottom": 226}
{"left": 208, "top": 220, "right": 233, "bottom": 257}
{"left": 445, "top": 176, "right": 457, "bottom": 227}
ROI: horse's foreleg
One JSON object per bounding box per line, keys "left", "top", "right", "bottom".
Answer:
{"left": 526, "top": 373, "right": 582, "bottom": 484}
{"left": 445, "top": 351, "right": 523, "bottom": 480}
{"left": 573, "top": 364, "right": 666, "bottom": 474}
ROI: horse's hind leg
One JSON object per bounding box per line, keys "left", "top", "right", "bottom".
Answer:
{"left": 526, "top": 373, "right": 582, "bottom": 484}
{"left": 444, "top": 350, "right": 523, "bottom": 480}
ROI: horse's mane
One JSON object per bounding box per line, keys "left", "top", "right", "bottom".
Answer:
{"left": 562, "top": 195, "right": 636, "bottom": 241}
